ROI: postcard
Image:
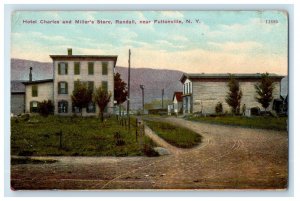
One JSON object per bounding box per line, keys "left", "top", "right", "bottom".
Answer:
{"left": 10, "top": 10, "right": 288, "bottom": 190}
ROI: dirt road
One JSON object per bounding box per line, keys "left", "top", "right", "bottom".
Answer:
{"left": 11, "top": 117, "right": 288, "bottom": 190}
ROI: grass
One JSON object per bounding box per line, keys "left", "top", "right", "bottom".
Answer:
{"left": 144, "top": 120, "right": 202, "bottom": 148}
{"left": 11, "top": 115, "right": 157, "bottom": 157}
{"left": 11, "top": 157, "right": 58, "bottom": 165}
{"left": 187, "top": 115, "right": 288, "bottom": 131}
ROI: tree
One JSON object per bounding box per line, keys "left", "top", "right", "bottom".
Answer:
{"left": 114, "top": 72, "right": 128, "bottom": 116}
{"left": 225, "top": 76, "right": 243, "bottom": 115}
{"left": 215, "top": 102, "right": 223, "bottom": 114}
{"left": 71, "top": 80, "right": 92, "bottom": 116}
{"left": 94, "top": 86, "right": 112, "bottom": 122}
{"left": 255, "top": 73, "right": 274, "bottom": 112}
{"left": 38, "top": 100, "right": 54, "bottom": 116}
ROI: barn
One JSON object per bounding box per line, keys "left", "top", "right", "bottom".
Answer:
{"left": 180, "top": 73, "right": 284, "bottom": 115}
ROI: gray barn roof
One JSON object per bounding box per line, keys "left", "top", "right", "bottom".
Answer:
{"left": 11, "top": 80, "right": 25, "bottom": 93}
{"left": 180, "top": 73, "right": 285, "bottom": 83}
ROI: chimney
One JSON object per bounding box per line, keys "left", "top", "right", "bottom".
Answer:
{"left": 67, "top": 48, "right": 72, "bottom": 56}
{"left": 29, "top": 67, "right": 33, "bottom": 82}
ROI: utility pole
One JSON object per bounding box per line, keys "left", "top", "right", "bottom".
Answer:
{"left": 162, "top": 88, "right": 164, "bottom": 109}
{"left": 140, "top": 85, "right": 144, "bottom": 114}
{"left": 127, "top": 49, "right": 131, "bottom": 131}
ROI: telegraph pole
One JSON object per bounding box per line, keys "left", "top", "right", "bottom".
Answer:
{"left": 162, "top": 88, "right": 164, "bottom": 109}
{"left": 127, "top": 49, "right": 131, "bottom": 131}
{"left": 140, "top": 85, "right": 144, "bottom": 114}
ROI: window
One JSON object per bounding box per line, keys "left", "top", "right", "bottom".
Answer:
{"left": 186, "top": 83, "right": 189, "bottom": 94}
{"left": 102, "top": 81, "right": 108, "bottom": 91}
{"left": 74, "top": 62, "right": 80, "bottom": 75}
{"left": 58, "top": 62, "right": 68, "bottom": 75}
{"left": 102, "top": 62, "right": 108, "bottom": 75}
{"left": 30, "top": 101, "right": 39, "bottom": 113}
{"left": 32, "top": 85, "right": 38, "bottom": 97}
{"left": 58, "top": 82, "right": 68, "bottom": 94}
{"left": 88, "top": 81, "right": 94, "bottom": 92}
{"left": 86, "top": 102, "right": 96, "bottom": 113}
{"left": 88, "top": 62, "right": 94, "bottom": 75}
{"left": 58, "top": 100, "right": 68, "bottom": 113}
{"left": 72, "top": 103, "right": 82, "bottom": 113}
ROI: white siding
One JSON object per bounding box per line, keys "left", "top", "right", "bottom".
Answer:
{"left": 191, "top": 81, "right": 281, "bottom": 114}
{"left": 53, "top": 60, "right": 115, "bottom": 116}
{"left": 25, "top": 82, "right": 54, "bottom": 113}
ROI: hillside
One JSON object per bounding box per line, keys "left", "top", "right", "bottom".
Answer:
{"left": 11, "top": 58, "right": 183, "bottom": 109}
{"left": 10, "top": 58, "right": 288, "bottom": 110}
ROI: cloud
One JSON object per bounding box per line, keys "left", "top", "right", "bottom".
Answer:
{"left": 170, "top": 35, "right": 188, "bottom": 42}
{"left": 12, "top": 31, "right": 71, "bottom": 43}
{"left": 116, "top": 47, "right": 287, "bottom": 75}
{"left": 160, "top": 11, "right": 184, "bottom": 19}
{"left": 208, "top": 41, "right": 263, "bottom": 52}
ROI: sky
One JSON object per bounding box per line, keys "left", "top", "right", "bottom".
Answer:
{"left": 11, "top": 11, "right": 288, "bottom": 75}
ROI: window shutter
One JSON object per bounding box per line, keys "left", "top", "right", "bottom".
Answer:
{"left": 30, "top": 101, "right": 33, "bottom": 112}
{"left": 65, "top": 82, "right": 68, "bottom": 94}
{"left": 74, "top": 62, "right": 80, "bottom": 75}
{"left": 32, "top": 85, "right": 38, "bottom": 97}
{"left": 102, "top": 81, "right": 108, "bottom": 91}
{"left": 88, "top": 62, "right": 94, "bottom": 75}
{"left": 66, "top": 63, "right": 68, "bottom": 74}
{"left": 102, "top": 62, "right": 108, "bottom": 75}
{"left": 88, "top": 81, "right": 94, "bottom": 92}
{"left": 58, "top": 63, "right": 61, "bottom": 75}
{"left": 58, "top": 102, "right": 61, "bottom": 113}
{"left": 58, "top": 82, "right": 61, "bottom": 94}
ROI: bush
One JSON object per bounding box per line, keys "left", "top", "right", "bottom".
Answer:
{"left": 114, "top": 132, "right": 125, "bottom": 146}
{"left": 250, "top": 107, "right": 261, "bottom": 116}
{"left": 38, "top": 100, "right": 54, "bottom": 116}
{"left": 215, "top": 102, "right": 223, "bottom": 114}
{"left": 143, "top": 144, "right": 159, "bottom": 157}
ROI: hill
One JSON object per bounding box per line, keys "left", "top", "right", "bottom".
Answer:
{"left": 11, "top": 58, "right": 183, "bottom": 109}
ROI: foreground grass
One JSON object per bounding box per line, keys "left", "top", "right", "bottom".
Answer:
{"left": 144, "top": 120, "right": 202, "bottom": 148}
{"left": 11, "top": 115, "right": 157, "bottom": 157}
{"left": 187, "top": 115, "right": 288, "bottom": 131}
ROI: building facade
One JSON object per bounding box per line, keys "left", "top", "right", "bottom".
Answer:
{"left": 172, "top": 92, "right": 183, "bottom": 115}
{"left": 50, "top": 49, "right": 117, "bottom": 116}
{"left": 22, "top": 79, "right": 54, "bottom": 113}
{"left": 19, "top": 49, "right": 117, "bottom": 116}
{"left": 11, "top": 81, "right": 26, "bottom": 115}
{"left": 180, "top": 73, "right": 284, "bottom": 115}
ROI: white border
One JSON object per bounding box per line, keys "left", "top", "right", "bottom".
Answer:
{"left": 1, "top": 2, "right": 297, "bottom": 200}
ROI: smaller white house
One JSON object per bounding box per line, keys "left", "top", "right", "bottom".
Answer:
{"left": 22, "top": 79, "right": 54, "bottom": 113}
{"left": 172, "top": 92, "right": 183, "bottom": 115}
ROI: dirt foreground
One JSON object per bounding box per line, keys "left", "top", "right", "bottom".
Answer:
{"left": 11, "top": 117, "right": 288, "bottom": 190}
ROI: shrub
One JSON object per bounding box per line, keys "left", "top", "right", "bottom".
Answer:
{"left": 114, "top": 132, "right": 125, "bottom": 146}
{"left": 143, "top": 144, "right": 159, "bottom": 157}
{"left": 250, "top": 107, "right": 261, "bottom": 116}
{"left": 38, "top": 100, "right": 54, "bottom": 116}
{"left": 215, "top": 102, "right": 223, "bottom": 114}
